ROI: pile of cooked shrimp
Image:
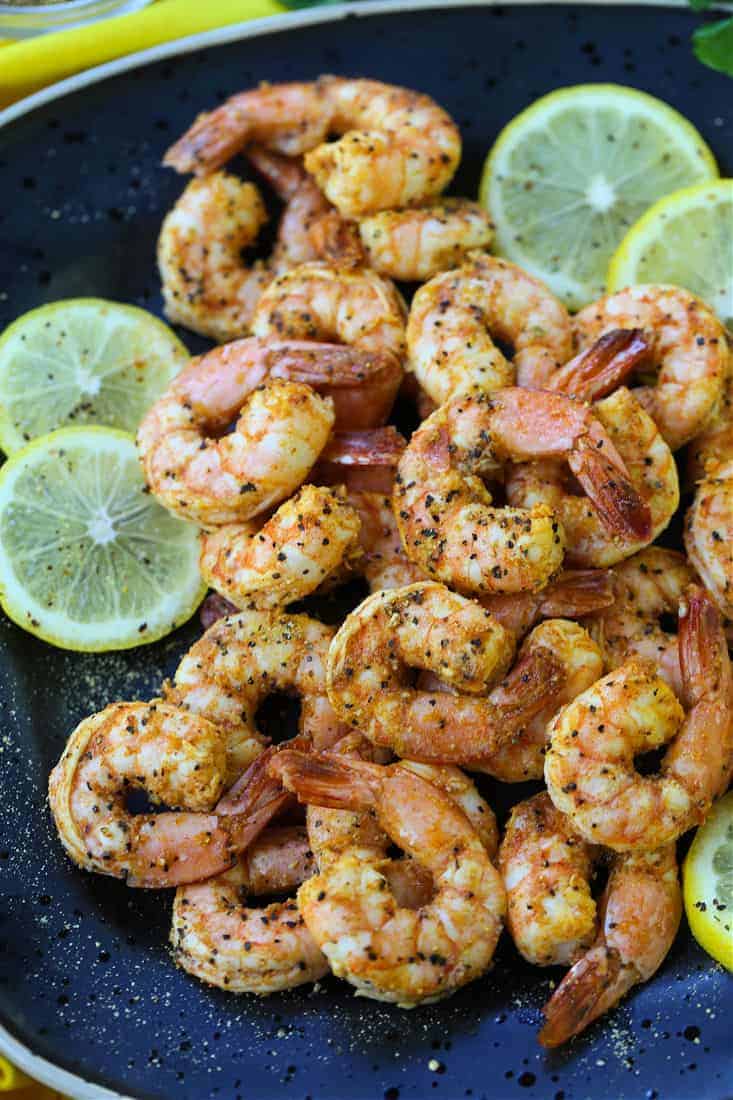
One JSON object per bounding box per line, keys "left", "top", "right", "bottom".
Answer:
{"left": 48, "top": 77, "right": 733, "bottom": 1048}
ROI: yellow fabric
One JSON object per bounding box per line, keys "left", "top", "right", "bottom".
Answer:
{"left": 0, "top": 1055, "right": 63, "bottom": 1096}
{"left": 0, "top": 0, "right": 283, "bottom": 106}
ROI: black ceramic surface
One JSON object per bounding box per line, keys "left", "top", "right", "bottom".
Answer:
{"left": 1, "top": 5, "right": 732, "bottom": 1098}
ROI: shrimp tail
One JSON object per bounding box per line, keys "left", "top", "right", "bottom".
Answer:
{"left": 569, "top": 439, "right": 652, "bottom": 541}
{"left": 246, "top": 145, "right": 307, "bottom": 199}
{"left": 539, "top": 946, "right": 634, "bottom": 1048}
{"left": 309, "top": 209, "right": 366, "bottom": 267}
{"left": 678, "top": 584, "right": 730, "bottom": 706}
{"left": 550, "top": 329, "right": 649, "bottom": 401}
{"left": 271, "top": 750, "right": 380, "bottom": 810}
{"left": 199, "top": 592, "right": 239, "bottom": 630}
{"left": 489, "top": 647, "right": 565, "bottom": 727}
{"left": 164, "top": 105, "right": 243, "bottom": 175}
{"left": 319, "top": 427, "right": 407, "bottom": 467}
{"left": 216, "top": 738, "right": 312, "bottom": 853}
{"left": 538, "top": 569, "right": 614, "bottom": 618}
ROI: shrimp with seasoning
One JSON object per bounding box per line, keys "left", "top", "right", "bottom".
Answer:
{"left": 136, "top": 332, "right": 404, "bottom": 527}
{"left": 165, "top": 78, "right": 461, "bottom": 218}
{"left": 251, "top": 261, "right": 406, "bottom": 426}
{"left": 157, "top": 172, "right": 272, "bottom": 342}
{"left": 539, "top": 845, "right": 681, "bottom": 1047}
{"left": 406, "top": 253, "right": 571, "bottom": 407}
{"left": 271, "top": 750, "right": 506, "bottom": 1006}
{"left": 506, "top": 386, "right": 677, "bottom": 568}
{"left": 394, "top": 386, "right": 651, "bottom": 596}
{"left": 326, "top": 581, "right": 568, "bottom": 764}
{"left": 171, "top": 824, "right": 329, "bottom": 994}
{"left": 571, "top": 285, "right": 728, "bottom": 450}
{"left": 588, "top": 548, "right": 696, "bottom": 696}
{"left": 685, "top": 364, "right": 733, "bottom": 621}
{"left": 48, "top": 702, "right": 261, "bottom": 888}
{"left": 499, "top": 792, "right": 597, "bottom": 967}
{"left": 199, "top": 484, "right": 362, "bottom": 611}
{"left": 545, "top": 586, "right": 733, "bottom": 851}
{"left": 164, "top": 607, "right": 347, "bottom": 783}
{"left": 416, "top": 619, "right": 603, "bottom": 782}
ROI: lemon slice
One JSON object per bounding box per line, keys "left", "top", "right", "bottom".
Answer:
{"left": 0, "top": 299, "right": 188, "bottom": 455}
{"left": 608, "top": 180, "right": 733, "bottom": 329}
{"left": 0, "top": 427, "right": 205, "bottom": 651}
{"left": 684, "top": 791, "right": 733, "bottom": 971}
{"left": 479, "top": 84, "right": 718, "bottom": 309}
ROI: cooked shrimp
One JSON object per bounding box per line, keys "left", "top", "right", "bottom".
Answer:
{"left": 406, "top": 253, "right": 571, "bottom": 407}
{"left": 246, "top": 146, "right": 361, "bottom": 273}
{"left": 395, "top": 387, "right": 651, "bottom": 596}
{"left": 312, "top": 426, "right": 406, "bottom": 494}
{"left": 171, "top": 824, "right": 328, "bottom": 993}
{"left": 499, "top": 792, "right": 597, "bottom": 967}
{"left": 348, "top": 490, "right": 425, "bottom": 591}
{"left": 49, "top": 702, "right": 247, "bottom": 888}
{"left": 685, "top": 473, "right": 733, "bottom": 622}
{"left": 356, "top": 200, "right": 494, "bottom": 282}
{"left": 157, "top": 172, "right": 271, "bottom": 342}
{"left": 479, "top": 568, "right": 614, "bottom": 638}
{"left": 521, "top": 328, "right": 651, "bottom": 403}
{"left": 539, "top": 845, "right": 681, "bottom": 1047}
{"left": 687, "top": 359, "right": 733, "bottom": 484}
{"left": 506, "top": 386, "right": 677, "bottom": 568}
{"left": 684, "top": 367, "right": 733, "bottom": 619}
{"left": 251, "top": 261, "right": 406, "bottom": 426}
{"left": 589, "top": 548, "right": 696, "bottom": 696}
{"left": 137, "top": 367, "right": 333, "bottom": 529}
{"left": 199, "top": 484, "right": 362, "bottom": 611}
{"left": 416, "top": 619, "right": 603, "bottom": 781}
{"left": 165, "top": 77, "right": 461, "bottom": 218}
{"left": 545, "top": 587, "right": 733, "bottom": 850}
{"left": 476, "top": 619, "right": 603, "bottom": 782}
{"left": 164, "top": 608, "right": 347, "bottom": 783}
{"left": 271, "top": 751, "right": 506, "bottom": 1005}
{"left": 572, "top": 286, "right": 728, "bottom": 450}
{"left": 326, "top": 582, "right": 568, "bottom": 764}
{"left": 303, "top": 735, "right": 497, "bottom": 909}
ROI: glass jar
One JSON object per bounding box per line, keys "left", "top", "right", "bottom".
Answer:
{"left": 0, "top": 0, "right": 153, "bottom": 39}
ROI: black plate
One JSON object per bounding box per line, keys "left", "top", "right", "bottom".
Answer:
{"left": 1, "top": 4, "right": 732, "bottom": 1098}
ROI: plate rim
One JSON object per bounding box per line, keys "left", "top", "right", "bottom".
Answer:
{"left": 0, "top": 0, "right": 719, "bottom": 129}
{"left": 0, "top": 1, "right": 724, "bottom": 1096}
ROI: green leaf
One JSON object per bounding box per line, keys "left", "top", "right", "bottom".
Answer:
{"left": 693, "top": 17, "right": 733, "bottom": 76}
{"left": 689, "top": 0, "right": 714, "bottom": 11}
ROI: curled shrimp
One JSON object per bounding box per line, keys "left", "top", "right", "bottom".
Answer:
{"left": 305, "top": 735, "right": 497, "bottom": 911}
{"left": 165, "top": 77, "right": 461, "bottom": 218}
{"left": 539, "top": 845, "right": 681, "bottom": 1047}
{"left": 589, "top": 548, "right": 696, "bottom": 696}
{"left": 506, "top": 386, "right": 678, "bottom": 568}
{"left": 199, "top": 484, "right": 362, "bottom": 611}
{"left": 326, "top": 581, "right": 568, "bottom": 764}
{"left": 137, "top": 333, "right": 403, "bottom": 526}
{"left": 545, "top": 586, "right": 733, "bottom": 851}
{"left": 271, "top": 750, "right": 506, "bottom": 1006}
{"left": 157, "top": 172, "right": 272, "bottom": 342}
{"left": 416, "top": 619, "right": 603, "bottom": 781}
{"left": 171, "top": 824, "right": 329, "bottom": 994}
{"left": 48, "top": 702, "right": 258, "bottom": 888}
{"left": 572, "top": 286, "right": 728, "bottom": 450}
{"left": 684, "top": 366, "right": 733, "bottom": 621}
{"left": 406, "top": 253, "right": 571, "bottom": 407}
{"left": 499, "top": 792, "right": 597, "bottom": 967}
{"left": 251, "top": 261, "right": 406, "bottom": 425}
{"left": 164, "top": 608, "right": 347, "bottom": 783}
{"left": 394, "top": 387, "right": 651, "bottom": 596}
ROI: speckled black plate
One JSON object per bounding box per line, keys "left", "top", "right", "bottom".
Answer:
{"left": 1, "top": 3, "right": 732, "bottom": 1098}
